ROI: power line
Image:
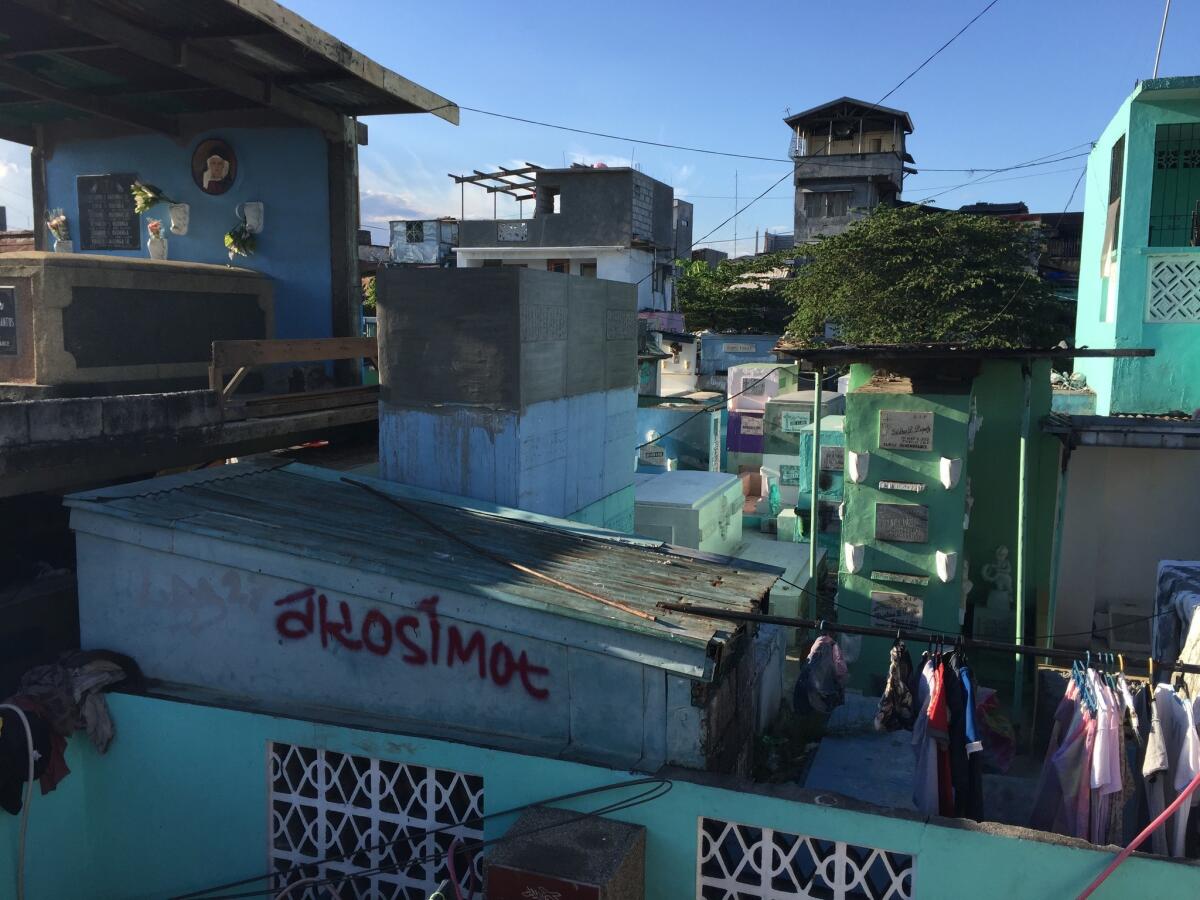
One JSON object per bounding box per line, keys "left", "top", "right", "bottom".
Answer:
{"left": 454, "top": 104, "right": 1086, "bottom": 176}
{"left": 913, "top": 147, "right": 1092, "bottom": 204}
{"left": 875, "top": 0, "right": 1001, "bottom": 107}
{"left": 692, "top": 0, "right": 1009, "bottom": 247}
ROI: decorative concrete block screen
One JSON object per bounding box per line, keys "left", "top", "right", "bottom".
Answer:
{"left": 1147, "top": 256, "right": 1200, "bottom": 322}
{"left": 697, "top": 817, "right": 914, "bottom": 900}
{"left": 269, "top": 742, "right": 484, "bottom": 898}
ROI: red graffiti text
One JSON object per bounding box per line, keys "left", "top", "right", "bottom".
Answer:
{"left": 274, "top": 590, "right": 550, "bottom": 700}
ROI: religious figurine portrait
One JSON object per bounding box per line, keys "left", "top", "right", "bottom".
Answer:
{"left": 191, "top": 138, "right": 237, "bottom": 195}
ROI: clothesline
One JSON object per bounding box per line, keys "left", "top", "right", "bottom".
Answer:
{"left": 657, "top": 602, "right": 1200, "bottom": 676}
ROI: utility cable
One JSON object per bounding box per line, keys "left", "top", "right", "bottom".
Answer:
{"left": 693, "top": 0, "right": 1008, "bottom": 247}
{"left": 0, "top": 704, "right": 34, "bottom": 900}
{"left": 970, "top": 164, "right": 1088, "bottom": 340}
{"left": 441, "top": 104, "right": 1081, "bottom": 176}
{"left": 181, "top": 779, "right": 672, "bottom": 900}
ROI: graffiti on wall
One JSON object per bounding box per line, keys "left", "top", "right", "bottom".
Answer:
{"left": 274, "top": 590, "right": 551, "bottom": 700}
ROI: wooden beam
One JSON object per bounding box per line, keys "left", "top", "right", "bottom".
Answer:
{"left": 30, "top": 138, "right": 47, "bottom": 249}
{"left": 212, "top": 337, "right": 377, "bottom": 370}
{"left": 328, "top": 116, "right": 361, "bottom": 386}
{"left": 8, "top": 0, "right": 348, "bottom": 139}
{"left": 0, "top": 120, "right": 36, "bottom": 146}
{"left": 0, "top": 59, "right": 178, "bottom": 136}
{"left": 0, "top": 42, "right": 116, "bottom": 59}
{"left": 224, "top": 0, "right": 459, "bottom": 124}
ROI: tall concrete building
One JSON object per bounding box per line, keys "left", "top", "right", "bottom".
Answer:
{"left": 783, "top": 98, "right": 915, "bottom": 244}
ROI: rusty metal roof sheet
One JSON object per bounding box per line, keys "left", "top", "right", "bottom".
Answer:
{"left": 65, "top": 460, "right": 781, "bottom": 657}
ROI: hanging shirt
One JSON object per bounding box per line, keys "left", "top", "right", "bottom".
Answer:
{"left": 1143, "top": 683, "right": 1195, "bottom": 857}
{"left": 912, "top": 658, "right": 939, "bottom": 815}
{"left": 1171, "top": 690, "right": 1200, "bottom": 858}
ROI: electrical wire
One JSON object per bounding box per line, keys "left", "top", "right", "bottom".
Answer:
{"left": 970, "top": 164, "right": 1088, "bottom": 340}
{"left": 179, "top": 778, "right": 672, "bottom": 900}
{"left": 0, "top": 704, "right": 34, "bottom": 900}
{"left": 693, "top": 0, "right": 1008, "bottom": 247}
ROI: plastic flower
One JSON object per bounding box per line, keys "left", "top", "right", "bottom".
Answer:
{"left": 224, "top": 222, "right": 257, "bottom": 261}
{"left": 147, "top": 218, "right": 163, "bottom": 238}
{"left": 130, "top": 181, "right": 174, "bottom": 214}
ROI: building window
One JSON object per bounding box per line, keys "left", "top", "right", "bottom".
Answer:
{"left": 535, "top": 187, "right": 561, "bottom": 216}
{"left": 804, "top": 191, "right": 851, "bottom": 218}
{"left": 580, "top": 262, "right": 597, "bottom": 278}
{"left": 869, "top": 137, "right": 882, "bottom": 153}
{"left": 405, "top": 222, "right": 424, "bottom": 244}
{"left": 269, "top": 742, "right": 484, "bottom": 898}
{"left": 546, "top": 259, "right": 569, "bottom": 273}
{"left": 1101, "top": 137, "right": 1124, "bottom": 275}
{"left": 1149, "top": 123, "right": 1200, "bottom": 246}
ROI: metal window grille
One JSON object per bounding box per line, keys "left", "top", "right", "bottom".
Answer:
{"left": 1147, "top": 256, "right": 1200, "bottom": 322}
{"left": 269, "top": 742, "right": 484, "bottom": 900}
{"left": 697, "top": 817, "right": 914, "bottom": 900}
{"left": 1149, "top": 124, "right": 1200, "bottom": 247}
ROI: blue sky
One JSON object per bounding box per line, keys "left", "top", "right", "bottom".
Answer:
{"left": 1, "top": 0, "right": 1196, "bottom": 256}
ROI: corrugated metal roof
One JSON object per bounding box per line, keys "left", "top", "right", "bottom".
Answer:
{"left": 66, "top": 461, "right": 780, "bottom": 651}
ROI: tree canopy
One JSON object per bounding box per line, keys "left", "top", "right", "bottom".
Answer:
{"left": 674, "top": 251, "right": 795, "bottom": 334}
{"left": 783, "top": 205, "right": 1065, "bottom": 348}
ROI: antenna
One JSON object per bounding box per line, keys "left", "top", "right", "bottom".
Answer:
{"left": 1153, "top": 0, "right": 1172, "bottom": 78}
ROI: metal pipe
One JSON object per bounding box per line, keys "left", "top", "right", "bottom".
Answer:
{"left": 655, "top": 602, "right": 1200, "bottom": 675}
{"left": 1013, "top": 364, "right": 1033, "bottom": 721}
{"left": 808, "top": 366, "right": 824, "bottom": 617}
{"left": 1045, "top": 447, "right": 1072, "bottom": 649}
{"left": 1153, "top": 0, "right": 1172, "bottom": 78}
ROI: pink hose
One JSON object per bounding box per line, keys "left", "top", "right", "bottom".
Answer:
{"left": 1076, "top": 769, "right": 1200, "bottom": 899}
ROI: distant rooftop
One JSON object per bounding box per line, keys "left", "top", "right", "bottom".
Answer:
{"left": 784, "top": 97, "right": 914, "bottom": 134}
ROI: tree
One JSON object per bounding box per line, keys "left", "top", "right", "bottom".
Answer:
{"left": 783, "top": 205, "right": 1063, "bottom": 348}
{"left": 674, "top": 251, "right": 796, "bottom": 333}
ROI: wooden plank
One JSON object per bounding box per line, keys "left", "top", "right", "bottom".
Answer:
{"left": 0, "top": 59, "right": 178, "bottom": 136}
{"left": 211, "top": 337, "right": 376, "bottom": 369}
{"left": 224, "top": 386, "right": 378, "bottom": 420}
{"left": 30, "top": 138, "right": 47, "bottom": 250}
{"left": 224, "top": 0, "right": 460, "bottom": 124}
{"left": 0, "top": 121, "right": 35, "bottom": 146}
{"left": 222, "top": 366, "right": 250, "bottom": 400}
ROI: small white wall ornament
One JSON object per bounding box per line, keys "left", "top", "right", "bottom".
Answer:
{"left": 844, "top": 542, "right": 864, "bottom": 574}
{"left": 939, "top": 457, "right": 962, "bottom": 490}
{"left": 936, "top": 550, "right": 958, "bottom": 583}
{"left": 847, "top": 450, "right": 870, "bottom": 484}
{"left": 238, "top": 201, "right": 265, "bottom": 235}
{"left": 168, "top": 202, "right": 190, "bottom": 236}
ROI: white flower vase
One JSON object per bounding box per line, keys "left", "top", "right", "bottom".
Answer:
{"left": 53, "top": 239, "right": 73, "bottom": 253}
{"left": 148, "top": 235, "right": 168, "bottom": 260}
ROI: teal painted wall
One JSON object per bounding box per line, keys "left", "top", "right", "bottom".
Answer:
{"left": 794, "top": 414, "right": 846, "bottom": 557}
{"left": 962, "top": 360, "right": 1059, "bottom": 697}
{"left": 2, "top": 693, "right": 1198, "bottom": 899}
{"left": 1075, "top": 79, "right": 1200, "bottom": 415}
{"left": 839, "top": 371, "right": 971, "bottom": 686}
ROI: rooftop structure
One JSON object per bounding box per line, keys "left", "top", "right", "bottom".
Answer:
{"left": 784, "top": 97, "right": 916, "bottom": 244}
{"left": 455, "top": 165, "right": 679, "bottom": 311}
